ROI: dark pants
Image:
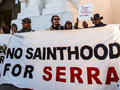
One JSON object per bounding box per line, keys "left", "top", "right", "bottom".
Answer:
{"left": 0, "top": 84, "right": 22, "bottom": 90}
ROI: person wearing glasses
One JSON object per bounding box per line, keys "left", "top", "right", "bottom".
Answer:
{"left": 50, "top": 15, "right": 64, "bottom": 30}
{"left": 18, "top": 18, "right": 34, "bottom": 33}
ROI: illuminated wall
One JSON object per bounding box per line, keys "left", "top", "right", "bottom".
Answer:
{"left": 79, "top": 0, "right": 120, "bottom": 25}
{"left": 111, "top": 0, "right": 120, "bottom": 24}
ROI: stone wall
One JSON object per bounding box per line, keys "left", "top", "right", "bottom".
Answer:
{"left": 111, "top": 0, "right": 120, "bottom": 24}
{"left": 74, "top": 0, "right": 112, "bottom": 27}
{"left": 78, "top": 0, "right": 120, "bottom": 25}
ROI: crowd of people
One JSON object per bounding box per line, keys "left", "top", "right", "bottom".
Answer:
{"left": 0, "top": 13, "right": 106, "bottom": 34}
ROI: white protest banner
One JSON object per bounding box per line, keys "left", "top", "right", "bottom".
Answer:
{"left": 78, "top": 4, "right": 93, "bottom": 20}
{"left": 0, "top": 25, "right": 120, "bottom": 90}
{"left": 0, "top": 34, "right": 12, "bottom": 77}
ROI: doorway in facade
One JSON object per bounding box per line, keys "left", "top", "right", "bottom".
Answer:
{"left": 0, "top": 10, "right": 12, "bottom": 28}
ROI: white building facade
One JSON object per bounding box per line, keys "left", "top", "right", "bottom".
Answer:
{"left": 12, "top": 0, "right": 120, "bottom": 30}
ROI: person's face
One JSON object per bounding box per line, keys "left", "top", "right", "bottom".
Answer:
{"left": 11, "top": 26, "right": 17, "bottom": 34}
{"left": 94, "top": 19, "right": 101, "bottom": 25}
{"left": 82, "top": 21, "right": 88, "bottom": 28}
{"left": 22, "top": 22, "right": 31, "bottom": 30}
{"left": 66, "top": 23, "right": 72, "bottom": 29}
{"left": 52, "top": 16, "right": 60, "bottom": 25}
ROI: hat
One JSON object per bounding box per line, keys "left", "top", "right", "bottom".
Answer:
{"left": 65, "top": 21, "right": 72, "bottom": 24}
{"left": 91, "top": 13, "right": 103, "bottom": 20}
{"left": 22, "top": 18, "right": 31, "bottom": 23}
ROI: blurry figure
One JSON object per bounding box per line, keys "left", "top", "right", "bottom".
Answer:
{"left": 74, "top": 18, "right": 79, "bottom": 29}
{"left": 64, "top": 21, "right": 73, "bottom": 30}
{"left": 0, "top": 26, "right": 3, "bottom": 34}
{"left": 2, "top": 23, "right": 10, "bottom": 34}
{"left": 91, "top": 17, "right": 95, "bottom": 24}
{"left": 74, "top": 18, "right": 89, "bottom": 29}
{"left": 82, "top": 21, "right": 88, "bottom": 28}
{"left": 91, "top": 13, "right": 106, "bottom": 27}
{"left": 11, "top": 23, "right": 18, "bottom": 34}
{"left": 18, "top": 18, "right": 34, "bottom": 33}
{"left": 50, "top": 15, "right": 64, "bottom": 30}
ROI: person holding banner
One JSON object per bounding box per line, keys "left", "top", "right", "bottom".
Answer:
{"left": 91, "top": 13, "right": 106, "bottom": 27}
{"left": 1, "top": 23, "right": 10, "bottom": 34}
{"left": 74, "top": 18, "right": 80, "bottom": 29}
{"left": 74, "top": 18, "right": 88, "bottom": 29}
{"left": 50, "top": 15, "right": 64, "bottom": 30}
{"left": 82, "top": 21, "right": 88, "bottom": 28}
{"left": 64, "top": 21, "right": 73, "bottom": 30}
{"left": 18, "top": 18, "right": 34, "bottom": 33}
{"left": 11, "top": 23, "right": 18, "bottom": 34}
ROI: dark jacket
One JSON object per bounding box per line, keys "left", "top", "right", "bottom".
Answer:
{"left": 17, "top": 28, "right": 34, "bottom": 33}
{"left": 50, "top": 24, "right": 64, "bottom": 30}
{"left": 94, "top": 22, "right": 106, "bottom": 27}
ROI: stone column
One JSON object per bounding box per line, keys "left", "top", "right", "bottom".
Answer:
{"left": 43, "top": 0, "right": 68, "bottom": 15}
{"left": 19, "top": 0, "right": 28, "bottom": 13}
{"left": 29, "top": 0, "right": 43, "bottom": 7}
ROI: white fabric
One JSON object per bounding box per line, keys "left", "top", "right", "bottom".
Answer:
{"left": 78, "top": 4, "right": 93, "bottom": 20}
{"left": 0, "top": 25, "right": 120, "bottom": 90}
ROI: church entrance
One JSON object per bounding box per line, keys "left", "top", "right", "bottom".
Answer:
{"left": 0, "top": 0, "right": 20, "bottom": 29}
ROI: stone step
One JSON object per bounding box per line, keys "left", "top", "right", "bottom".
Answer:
{"left": 12, "top": 12, "right": 73, "bottom": 31}
{"left": 43, "top": 5, "right": 70, "bottom": 15}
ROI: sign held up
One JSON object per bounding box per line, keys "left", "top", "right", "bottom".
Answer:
{"left": 78, "top": 4, "right": 93, "bottom": 20}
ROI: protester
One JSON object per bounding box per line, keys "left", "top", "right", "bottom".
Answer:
{"left": 50, "top": 15, "right": 64, "bottom": 30}
{"left": 74, "top": 18, "right": 79, "bottom": 29}
{"left": 64, "top": 21, "right": 73, "bottom": 30}
{"left": 91, "top": 13, "right": 106, "bottom": 27}
{"left": 3, "top": 25, "right": 10, "bottom": 34}
{"left": 11, "top": 23, "right": 18, "bottom": 34}
{"left": 91, "top": 17, "right": 95, "bottom": 25}
{"left": 17, "top": 18, "right": 34, "bottom": 90}
{"left": 18, "top": 18, "right": 34, "bottom": 33}
{"left": 74, "top": 18, "right": 89, "bottom": 29}
{"left": 1, "top": 23, "right": 10, "bottom": 34}
{"left": 82, "top": 21, "right": 88, "bottom": 28}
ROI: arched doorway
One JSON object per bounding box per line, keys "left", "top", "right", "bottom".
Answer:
{"left": 0, "top": 0, "right": 20, "bottom": 28}
{"left": 0, "top": 10, "right": 12, "bottom": 28}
